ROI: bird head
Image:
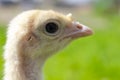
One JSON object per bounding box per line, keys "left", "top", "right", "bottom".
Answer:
{"left": 8, "top": 10, "right": 93, "bottom": 59}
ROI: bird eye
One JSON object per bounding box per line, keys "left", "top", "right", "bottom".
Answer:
{"left": 43, "top": 20, "right": 62, "bottom": 36}
{"left": 45, "top": 22, "right": 58, "bottom": 34}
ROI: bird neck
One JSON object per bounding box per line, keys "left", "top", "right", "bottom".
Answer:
{"left": 4, "top": 52, "right": 45, "bottom": 80}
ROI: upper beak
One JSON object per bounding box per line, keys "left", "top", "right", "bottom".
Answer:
{"left": 64, "top": 21, "right": 93, "bottom": 39}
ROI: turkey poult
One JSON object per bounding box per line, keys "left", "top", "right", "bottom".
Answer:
{"left": 4, "top": 10, "right": 93, "bottom": 80}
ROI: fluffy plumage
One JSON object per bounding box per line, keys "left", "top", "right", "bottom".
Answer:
{"left": 4, "top": 10, "right": 93, "bottom": 80}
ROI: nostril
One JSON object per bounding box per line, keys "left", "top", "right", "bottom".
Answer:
{"left": 73, "top": 21, "right": 83, "bottom": 30}
{"left": 76, "top": 24, "right": 83, "bottom": 30}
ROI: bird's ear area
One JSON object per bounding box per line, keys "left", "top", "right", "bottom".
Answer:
{"left": 23, "top": 32, "right": 39, "bottom": 46}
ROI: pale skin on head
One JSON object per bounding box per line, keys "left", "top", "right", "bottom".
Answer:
{"left": 4, "top": 10, "right": 93, "bottom": 80}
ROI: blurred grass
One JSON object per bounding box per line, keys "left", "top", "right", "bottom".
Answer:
{"left": 0, "top": 15, "right": 120, "bottom": 80}
{"left": 0, "top": 25, "right": 6, "bottom": 79}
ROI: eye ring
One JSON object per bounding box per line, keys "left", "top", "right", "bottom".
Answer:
{"left": 43, "top": 20, "right": 61, "bottom": 36}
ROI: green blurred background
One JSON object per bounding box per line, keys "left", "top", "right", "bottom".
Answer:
{"left": 0, "top": 0, "right": 120, "bottom": 80}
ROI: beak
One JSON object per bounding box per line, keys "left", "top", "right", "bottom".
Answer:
{"left": 64, "top": 21, "right": 93, "bottom": 39}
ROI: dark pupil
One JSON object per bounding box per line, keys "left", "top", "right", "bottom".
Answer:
{"left": 45, "top": 22, "right": 58, "bottom": 33}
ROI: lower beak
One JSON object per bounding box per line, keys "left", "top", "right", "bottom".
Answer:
{"left": 64, "top": 21, "right": 93, "bottom": 39}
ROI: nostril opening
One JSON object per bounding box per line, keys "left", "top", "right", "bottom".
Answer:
{"left": 76, "top": 25, "right": 83, "bottom": 30}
